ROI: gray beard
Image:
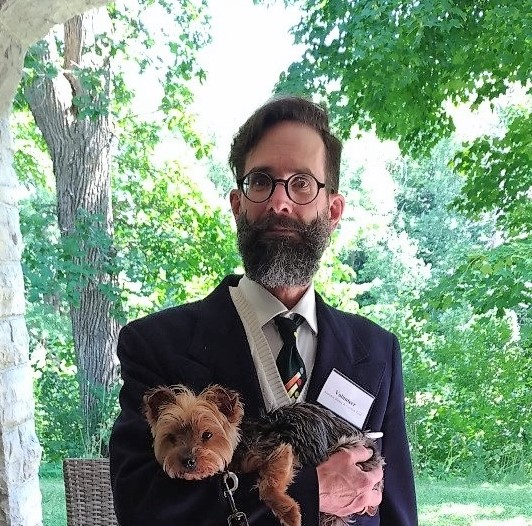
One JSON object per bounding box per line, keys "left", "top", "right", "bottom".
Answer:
{"left": 235, "top": 211, "right": 331, "bottom": 288}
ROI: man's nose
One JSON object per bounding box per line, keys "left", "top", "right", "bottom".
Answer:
{"left": 267, "top": 181, "right": 293, "bottom": 214}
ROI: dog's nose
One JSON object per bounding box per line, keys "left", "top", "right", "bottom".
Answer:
{"left": 182, "top": 456, "right": 196, "bottom": 470}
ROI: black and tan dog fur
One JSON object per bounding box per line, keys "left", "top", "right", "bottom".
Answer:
{"left": 143, "top": 384, "right": 384, "bottom": 526}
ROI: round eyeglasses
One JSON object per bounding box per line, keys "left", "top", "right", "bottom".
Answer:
{"left": 238, "top": 172, "right": 326, "bottom": 205}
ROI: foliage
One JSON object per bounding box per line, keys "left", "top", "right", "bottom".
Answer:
{"left": 441, "top": 105, "right": 532, "bottom": 319}
{"left": 452, "top": 106, "right": 532, "bottom": 239}
{"left": 278, "top": 0, "right": 531, "bottom": 155}
{"left": 278, "top": 10, "right": 531, "bottom": 485}
{"left": 19, "top": 192, "right": 63, "bottom": 305}
{"left": 17, "top": 0, "right": 212, "bottom": 153}
{"left": 11, "top": 109, "right": 53, "bottom": 189}
{"left": 19, "top": 189, "right": 122, "bottom": 316}
{"left": 114, "top": 163, "right": 240, "bottom": 317}
{"left": 336, "top": 141, "right": 477, "bottom": 308}
{"left": 390, "top": 140, "right": 494, "bottom": 274}
{"left": 13, "top": 0, "right": 532, "bottom": 480}
{"left": 112, "top": 118, "right": 240, "bottom": 319}
{"left": 108, "top": 0, "right": 212, "bottom": 158}
{"left": 365, "top": 303, "right": 532, "bottom": 479}
{"left": 28, "top": 304, "right": 84, "bottom": 461}
{"left": 426, "top": 240, "right": 531, "bottom": 316}
{"left": 17, "top": 115, "right": 239, "bottom": 458}
{"left": 15, "top": 0, "right": 216, "bottom": 459}
{"left": 19, "top": 153, "right": 238, "bottom": 461}
{"left": 336, "top": 138, "right": 531, "bottom": 479}
{"left": 205, "top": 157, "right": 235, "bottom": 198}
{"left": 343, "top": 230, "right": 430, "bottom": 308}
{"left": 314, "top": 232, "right": 364, "bottom": 312}
{"left": 412, "top": 309, "right": 531, "bottom": 479}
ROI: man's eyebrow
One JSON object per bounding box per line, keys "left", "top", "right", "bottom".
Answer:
{"left": 246, "top": 165, "right": 319, "bottom": 177}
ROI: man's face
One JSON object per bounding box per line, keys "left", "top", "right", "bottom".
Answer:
{"left": 229, "top": 121, "right": 345, "bottom": 288}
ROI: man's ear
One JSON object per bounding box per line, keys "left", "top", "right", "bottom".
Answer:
{"left": 229, "top": 189, "right": 242, "bottom": 219}
{"left": 328, "top": 192, "right": 345, "bottom": 231}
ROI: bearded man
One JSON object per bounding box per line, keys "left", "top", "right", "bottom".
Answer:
{"left": 109, "top": 95, "right": 418, "bottom": 526}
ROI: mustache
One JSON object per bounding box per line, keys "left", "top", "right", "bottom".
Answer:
{"left": 242, "top": 212, "right": 315, "bottom": 234}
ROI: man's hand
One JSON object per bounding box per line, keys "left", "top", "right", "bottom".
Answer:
{"left": 316, "top": 445, "right": 384, "bottom": 516}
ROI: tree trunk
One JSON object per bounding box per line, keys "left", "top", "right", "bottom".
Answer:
{"left": 25, "top": 8, "right": 119, "bottom": 449}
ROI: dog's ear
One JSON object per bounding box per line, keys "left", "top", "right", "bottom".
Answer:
{"left": 142, "top": 386, "right": 178, "bottom": 427}
{"left": 201, "top": 385, "right": 244, "bottom": 425}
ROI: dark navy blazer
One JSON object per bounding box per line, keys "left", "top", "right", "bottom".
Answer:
{"left": 109, "top": 275, "right": 418, "bottom": 525}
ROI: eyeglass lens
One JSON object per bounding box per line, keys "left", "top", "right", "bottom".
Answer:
{"left": 242, "top": 172, "right": 321, "bottom": 204}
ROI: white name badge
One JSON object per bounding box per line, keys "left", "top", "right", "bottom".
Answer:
{"left": 317, "top": 369, "right": 375, "bottom": 429}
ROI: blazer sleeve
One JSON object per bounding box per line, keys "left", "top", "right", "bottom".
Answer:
{"left": 378, "top": 335, "right": 418, "bottom": 526}
{"left": 109, "top": 315, "right": 320, "bottom": 526}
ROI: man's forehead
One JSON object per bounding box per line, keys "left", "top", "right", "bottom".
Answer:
{"left": 243, "top": 121, "right": 326, "bottom": 176}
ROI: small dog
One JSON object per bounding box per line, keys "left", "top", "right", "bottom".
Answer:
{"left": 143, "top": 384, "right": 384, "bottom": 526}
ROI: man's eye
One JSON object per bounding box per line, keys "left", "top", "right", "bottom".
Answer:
{"left": 202, "top": 431, "right": 213, "bottom": 441}
{"left": 290, "top": 176, "right": 311, "bottom": 190}
{"left": 249, "top": 173, "right": 271, "bottom": 188}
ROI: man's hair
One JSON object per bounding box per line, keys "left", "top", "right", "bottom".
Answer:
{"left": 229, "top": 95, "right": 342, "bottom": 193}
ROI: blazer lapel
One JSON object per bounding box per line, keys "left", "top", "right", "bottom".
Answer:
{"left": 185, "top": 276, "right": 266, "bottom": 417}
{"left": 306, "top": 294, "right": 385, "bottom": 405}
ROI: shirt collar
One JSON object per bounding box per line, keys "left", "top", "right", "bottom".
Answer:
{"left": 237, "top": 275, "right": 318, "bottom": 334}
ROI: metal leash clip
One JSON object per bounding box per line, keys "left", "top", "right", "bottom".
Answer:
{"left": 222, "top": 471, "right": 249, "bottom": 526}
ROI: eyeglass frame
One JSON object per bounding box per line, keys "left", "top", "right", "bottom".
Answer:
{"left": 237, "top": 171, "right": 327, "bottom": 205}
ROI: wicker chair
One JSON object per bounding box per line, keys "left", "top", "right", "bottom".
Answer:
{"left": 63, "top": 458, "right": 118, "bottom": 526}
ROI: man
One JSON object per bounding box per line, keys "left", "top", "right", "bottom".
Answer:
{"left": 109, "top": 95, "right": 418, "bottom": 525}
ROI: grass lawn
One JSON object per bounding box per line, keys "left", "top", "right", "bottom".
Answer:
{"left": 417, "top": 480, "right": 532, "bottom": 526}
{"left": 40, "top": 477, "right": 66, "bottom": 526}
{"left": 40, "top": 473, "right": 532, "bottom": 525}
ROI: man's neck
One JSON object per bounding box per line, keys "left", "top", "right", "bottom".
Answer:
{"left": 265, "top": 284, "right": 310, "bottom": 310}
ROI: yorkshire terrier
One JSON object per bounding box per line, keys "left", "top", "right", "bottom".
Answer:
{"left": 143, "top": 384, "right": 384, "bottom": 526}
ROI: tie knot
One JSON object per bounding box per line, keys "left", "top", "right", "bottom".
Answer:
{"left": 274, "top": 314, "right": 304, "bottom": 344}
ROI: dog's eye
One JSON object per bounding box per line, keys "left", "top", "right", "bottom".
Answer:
{"left": 202, "top": 431, "right": 213, "bottom": 441}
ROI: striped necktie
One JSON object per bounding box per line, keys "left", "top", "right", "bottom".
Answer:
{"left": 274, "top": 314, "right": 306, "bottom": 401}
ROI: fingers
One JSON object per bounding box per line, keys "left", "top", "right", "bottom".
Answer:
{"left": 343, "top": 444, "right": 374, "bottom": 464}
{"left": 317, "top": 447, "right": 384, "bottom": 517}
{"left": 334, "top": 469, "right": 384, "bottom": 516}
{"left": 327, "top": 445, "right": 373, "bottom": 467}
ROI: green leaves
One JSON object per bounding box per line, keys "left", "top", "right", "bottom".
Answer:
{"left": 107, "top": 0, "right": 211, "bottom": 157}
{"left": 111, "top": 118, "right": 240, "bottom": 318}
{"left": 21, "top": 40, "right": 59, "bottom": 85}
{"left": 278, "top": 0, "right": 531, "bottom": 154}
{"left": 427, "top": 241, "right": 531, "bottom": 316}
{"left": 19, "top": 193, "right": 121, "bottom": 311}
{"left": 71, "top": 65, "right": 112, "bottom": 120}
{"left": 452, "top": 107, "right": 532, "bottom": 238}
{"left": 403, "top": 307, "right": 531, "bottom": 477}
